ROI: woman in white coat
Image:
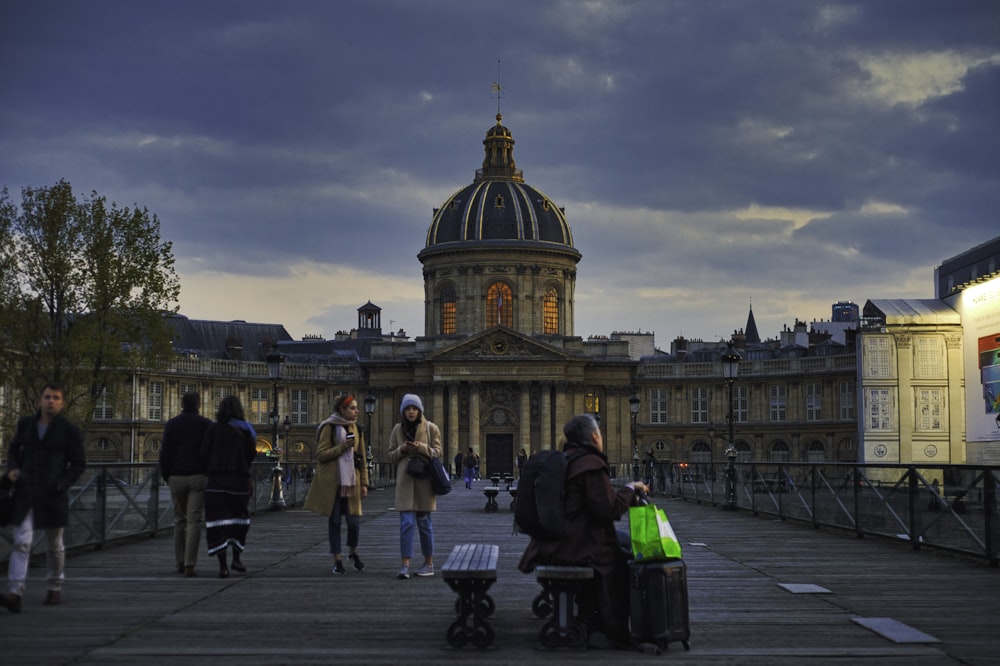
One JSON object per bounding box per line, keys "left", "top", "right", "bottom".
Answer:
{"left": 388, "top": 394, "right": 442, "bottom": 579}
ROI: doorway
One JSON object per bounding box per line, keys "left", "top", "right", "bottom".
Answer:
{"left": 485, "top": 433, "right": 514, "bottom": 477}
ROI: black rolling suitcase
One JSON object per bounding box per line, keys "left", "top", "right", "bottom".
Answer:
{"left": 628, "top": 558, "right": 691, "bottom": 653}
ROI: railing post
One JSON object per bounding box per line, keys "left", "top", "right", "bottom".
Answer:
{"left": 94, "top": 469, "right": 107, "bottom": 550}
{"left": 149, "top": 466, "right": 161, "bottom": 534}
{"left": 907, "top": 467, "right": 921, "bottom": 551}
{"left": 985, "top": 468, "right": 997, "bottom": 567}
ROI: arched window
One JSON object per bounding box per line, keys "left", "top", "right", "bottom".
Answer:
{"left": 486, "top": 282, "right": 513, "bottom": 327}
{"left": 543, "top": 287, "right": 559, "bottom": 334}
{"left": 440, "top": 286, "right": 457, "bottom": 334}
{"left": 690, "top": 441, "right": 712, "bottom": 481}
{"left": 735, "top": 441, "right": 752, "bottom": 463}
{"left": 770, "top": 440, "right": 791, "bottom": 462}
{"left": 807, "top": 440, "right": 826, "bottom": 463}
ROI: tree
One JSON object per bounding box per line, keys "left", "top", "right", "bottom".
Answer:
{"left": 0, "top": 179, "right": 180, "bottom": 430}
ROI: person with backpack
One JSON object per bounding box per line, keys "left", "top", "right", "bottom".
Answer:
{"left": 462, "top": 446, "right": 476, "bottom": 489}
{"left": 304, "top": 394, "right": 369, "bottom": 575}
{"left": 518, "top": 413, "right": 648, "bottom": 649}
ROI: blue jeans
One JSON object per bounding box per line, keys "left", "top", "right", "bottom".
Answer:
{"left": 399, "top": 511, "right": 433, "bottom": 560}
{"left": 328, "top": 495, "right": 360, "bottom": 555}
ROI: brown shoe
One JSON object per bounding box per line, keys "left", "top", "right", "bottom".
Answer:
{"left": 0, "top": 592, "right": 21, "bottom": 613}
{"left": 43, "top": 590, "right": 60, "bottom": 606}
{"left": 184, "top": 566, "right": 197, "bottom": 577}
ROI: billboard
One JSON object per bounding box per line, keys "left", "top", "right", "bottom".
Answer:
{"left": 957, "top": 275, "right": 1000, "bottom": 448}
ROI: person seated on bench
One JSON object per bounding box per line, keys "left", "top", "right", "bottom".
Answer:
{"left": 518, "top": 413, "right": 648, "bottom": 649}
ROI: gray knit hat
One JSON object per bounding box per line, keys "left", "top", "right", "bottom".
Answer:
{"left": 399, "top": 393, "right": 424, "bottom": 416}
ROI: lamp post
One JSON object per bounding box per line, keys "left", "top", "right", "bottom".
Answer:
{"left": 363, "top": 392, "right": 376, "bottom": 489}
{"left": 282, "top": 415, "right": 291, "bottom": 495}
{"left": 720, "top": 342, "right": 741, "bottom": 511}
{"left": 266, "top": 349, "right": 286, "bottom": 510}
{"left": 629, "top": 392, "right": 641, "bottom": 482}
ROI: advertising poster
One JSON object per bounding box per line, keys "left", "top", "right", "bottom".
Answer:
{"left": 958, "top": 275, "right": 1000, "bottom": 449}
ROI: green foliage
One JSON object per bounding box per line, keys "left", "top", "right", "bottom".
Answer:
{"left": 0, "top": 179, "right": 180, "bottom": 428}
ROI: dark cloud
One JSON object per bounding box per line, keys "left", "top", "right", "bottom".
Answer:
{"left": 1, "top": 0, "right": 996, "bottom": 342}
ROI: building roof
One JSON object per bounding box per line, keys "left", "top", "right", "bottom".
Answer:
{"left": 863, "top": 299, "right": 960, "bottom": 326}
{"left": 167, "top": 315, "right": 293, "bottom": 360}
{"left": 422, "top": 114, "right": 576, "bottom": 255}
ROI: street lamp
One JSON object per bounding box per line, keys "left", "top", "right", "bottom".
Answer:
{"left": 363, "top": 392, "right": 376, "bottom": 489}
{"left": 629, "top": 392, "right": 641, "bottom": 482}
{"left": 266, "top": 348, "right": 286, "bottom": 510}
{"left": 720, "top": 342, "right": 741, "bottom": 511}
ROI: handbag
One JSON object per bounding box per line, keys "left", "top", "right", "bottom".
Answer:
{"left": 406, "top": 455, "right": 430, "bottom": 479}
{"left": 0, "top": 477, "right": 16, "bottom": 527}
{"left": 629, "top": 503, "right": 682, "bottom": 561}
{"left": 428, "top": 456, "right": 452, "bottom": 496}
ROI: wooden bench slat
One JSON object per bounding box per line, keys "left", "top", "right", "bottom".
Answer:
{"left": 442, "top": 543, "right": 499, "bottom": 580}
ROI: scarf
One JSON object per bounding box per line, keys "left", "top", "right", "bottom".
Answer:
{"left": 318, "top": 414, "right": 357, "bottom": 497}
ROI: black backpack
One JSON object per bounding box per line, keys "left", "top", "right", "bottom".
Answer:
{"left": 514, "top": 449, "right": 572, "bottom": 541}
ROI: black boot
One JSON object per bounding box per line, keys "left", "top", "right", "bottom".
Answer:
{"left": 230, "top": 546, "right": 246, "bottom": 573}
{"left": 218, "top": 552, "right": 229, "bottom": 578}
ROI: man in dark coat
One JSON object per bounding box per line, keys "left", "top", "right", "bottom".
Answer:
{"left": 2, "top": 383, "right": 86, "bottom": 612}
{"left": 518, "top": 413, "right": 647, "bottom": 648}
{"left": 159, "top": 391, "right": 212, "bottom": 577}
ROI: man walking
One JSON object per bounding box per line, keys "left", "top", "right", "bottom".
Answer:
{"left": 2, "top": 383, "right": 86, "bottom": 612}
{"left": 159, "top": 391, "right": 212, "bottom": 577}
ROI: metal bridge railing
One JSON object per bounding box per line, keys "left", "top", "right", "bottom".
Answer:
{"left": 1, "top": 461, "right": 398, "bottom": 563}
{"left": 624, "top": 460, "right": 1000, "bottom": 566}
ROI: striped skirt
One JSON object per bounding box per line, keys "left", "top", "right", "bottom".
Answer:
{"left": 205, "top": 473, "right": 251, "bottom": 556}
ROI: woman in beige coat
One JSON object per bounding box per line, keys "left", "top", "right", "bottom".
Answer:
{"left": 304, "top": 395, "right": 369, "bottom": 574}
{"left": 388, "top": 393, "right": 442, "bottom": 579}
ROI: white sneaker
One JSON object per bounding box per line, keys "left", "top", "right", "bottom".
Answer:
{"left": 415, "top": 564, "right": 434, "bottom": 577}
{"left": 397, "top": 566, "right": 410, "bottom": 579}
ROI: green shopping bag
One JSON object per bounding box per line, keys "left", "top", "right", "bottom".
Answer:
{"left": 629, "top": 503, "right": 682, "bottom": 561}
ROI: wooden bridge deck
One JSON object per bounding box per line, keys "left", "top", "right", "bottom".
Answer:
{"left": 1, "top": 480, "right": 997, "bottom": 665}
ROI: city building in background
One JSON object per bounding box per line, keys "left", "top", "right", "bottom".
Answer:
{"left": 12, "top": 115, "right": 999, "bottom": 476}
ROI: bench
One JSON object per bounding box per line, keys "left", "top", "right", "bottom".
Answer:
{"left": 441, "top": 543, "right": 499, "bottom": 649}
{"left": 534, "top": 565, "right": 594, "bottom": 649}
{"left": 483, "top": 486, "right": 500, "bottom": 512}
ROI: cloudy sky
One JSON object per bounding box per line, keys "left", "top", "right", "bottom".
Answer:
{"left": 2, "top": 1, "right": 998, "bottom": 347}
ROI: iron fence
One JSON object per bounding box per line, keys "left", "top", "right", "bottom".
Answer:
{"left": 618, "top": 460, "right": 1000, "bottom": 566}
{"left": 1, "top": 461, "right": 398, "bottom": 563}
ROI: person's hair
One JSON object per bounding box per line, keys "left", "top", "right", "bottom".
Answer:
{"left": 563, "top": 413, "right": 599, "bottom": 445}
{"left": 216, "top": 395, "right": 246, "bottom": 423}
{"left": 40, "top": 383, "right": 65, "bottom": 398}
{"left": 334, "top": 394, "right": 356, "bottom": 414}
{"left": 181, "top": 392, "right": 200, "bottom": 411}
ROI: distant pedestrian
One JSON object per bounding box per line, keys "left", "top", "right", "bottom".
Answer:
{"left": 201, "top": 396, "right": 257, "bottom": 578}
{"left": 2, "top": 383, "right": 86, "bottom": 613}
{"left": 304, "top": 395, "right": 369, "bottom": 574}
{"left": 463, "top": 447, "right": 476, "bottom": 489}
{"left": 516, "top": 448, "right": 527, "bottom": 478}
{"left": 454, "top": 451, "right": 464, "bottom": 480}
{"left": 160, "top": 392, "right": 212, "bottom": 577}
{"left": 388, "top": 394, "right": 442, "bottom": 579}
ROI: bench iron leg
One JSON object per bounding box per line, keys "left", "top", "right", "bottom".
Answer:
{"left": 445, "top": 578, "right": 496, "bottom": 648}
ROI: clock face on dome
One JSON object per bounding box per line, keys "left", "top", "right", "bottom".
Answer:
{"left": 491, "top": 337, "right": 509, "bottom": 355}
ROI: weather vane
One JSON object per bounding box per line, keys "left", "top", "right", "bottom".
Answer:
{"left": 491, "top": 59, "right": 504, "bottom": 115}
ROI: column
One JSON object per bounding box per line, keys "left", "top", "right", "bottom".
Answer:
{"left": 448, "top": 382, "right": 460, "bottom": 463}
{"left": 519, "top": 382, "right": 531, "bottom": 456}
{"left": 469, "top": 382, "right": 481, "bottom": 455}
{"left": 538, "top": 382, "right": 551, "bottom": 452}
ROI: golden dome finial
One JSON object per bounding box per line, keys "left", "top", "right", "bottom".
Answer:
{"left": 491, "top": 58, "right": 504, "bottom": 119}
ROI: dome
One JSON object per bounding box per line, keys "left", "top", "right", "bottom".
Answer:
{"left": 422, "top": 114, "right": 576, "bottom": 254}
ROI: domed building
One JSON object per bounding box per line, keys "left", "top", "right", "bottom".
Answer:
{"left": 420, "top": 113, "right": 580, "bottom": 338}
{"left": 360, "top": 112, "right": 638, "bottom": 474}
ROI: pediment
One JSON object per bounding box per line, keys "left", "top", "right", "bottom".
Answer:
{"left": 426, "top": 327, "right": 574, "bottom": 362}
